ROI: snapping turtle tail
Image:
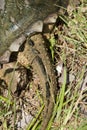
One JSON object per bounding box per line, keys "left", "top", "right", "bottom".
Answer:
{"left": 31, "top": 55, "right": 55, "bottom": 130}
{"left": 40, "top": 101, "right": 54, "bottom": 130}
{"left": 29, "top": 34, "right": 56, "bottom": 130}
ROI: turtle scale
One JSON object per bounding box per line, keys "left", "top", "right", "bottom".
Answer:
{"left": 0, "top": 0, "right": 60, "bottom": 57}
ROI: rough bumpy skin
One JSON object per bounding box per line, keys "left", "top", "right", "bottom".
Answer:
{"left": 18, "top": 34, "right": 57, "bottom": 130}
